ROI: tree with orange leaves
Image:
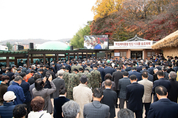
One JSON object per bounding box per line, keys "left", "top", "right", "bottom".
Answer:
{"left": 92, "top": 0, "right": 124, "bottom": 20}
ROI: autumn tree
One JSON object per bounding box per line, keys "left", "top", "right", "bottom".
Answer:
{"left": 90, "top": 0, "right": 178, "bottom": 42}
{"left": 70, "top": 22, "right": 91, "bottom": 49}
{"left": 92, "top": 0, "right": 124, "bottom": 20}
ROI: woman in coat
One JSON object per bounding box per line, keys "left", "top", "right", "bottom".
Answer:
{"left": 32, "top": 75, "right": 56, "bottom": 114}
{"left": 28, "top": 96, "right": 52, "bottom": 118}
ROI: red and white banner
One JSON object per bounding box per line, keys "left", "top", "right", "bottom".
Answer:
{"left": 114, "top": 41, "right": 153, "bottom": 47}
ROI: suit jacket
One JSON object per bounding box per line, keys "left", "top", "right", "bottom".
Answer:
{"left": 112, "top": 71, "right": 123, "bottom": 90}
{"left": 104, "top": 67, "right": 115, "bottom": 77}
{"left": 147, "top": 99, "right": 178, "bottom": 118}
{"left": 168, "top": 79, "right": 178, "bottom": 103}
{"left": 73, "top": 84, "right": 92, "bottom": 118}
{"left": 163, "top": 72, "right": 169, "bottom": 80}
{"left": 138, "top": 79, "right": 153, "bottom": 103}
{"left": 137, "top": 66, "right": 142, "bottom": 72}
{"left": 101, "top": 89, "right": 117, "bottom": 118}
{"left": 98, "top": 67, "right": 105, "bottom": 82}
{"left": 148, "top": 67, "right": 154, "bottom": 75}
{"left": 126, "top": 82, "right": 144, "bottom": 111}
{"left": 152, "top": 78, "right": 171, "bottom": 102}
{"left": 53, "top": 96, "right": 69, "bottom": 118}
{"left": 119, "top": 77, "right": 131, "bottom": 99}
{"left": 129, "top": 71, "right": 142, "bottom": 81}
{"left": 148, "top": 74, "right": 153, "bottom": 82}
{"left": 125, "top": 67, "right": 132, "bottom": 72}
{"left": 83, "top": 101, "right": 110, "bottom": 118}
{"left": 52, "top": 77, "right": 65, "bottom": 98}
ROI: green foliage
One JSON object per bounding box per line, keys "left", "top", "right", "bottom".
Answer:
{"left": 6, "top": 42, "right": 13, "bottom": 51}
{"left": 70, "top": 23, "right": 91, "bottom": 49}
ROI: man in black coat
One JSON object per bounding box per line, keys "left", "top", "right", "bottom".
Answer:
{"left": 101, "top": 79, "right": 117, "bottom": 118}
{"left": 104, "top": 63, "right": 115, "bottom": 77}
{"left": 112, "top": 67, "right": 123, "bottom": 98}
{"left": 126, "top": 75, "right": 144, "bottom": 118}
{"left": 97, "top": 64, "right": 105, "bottom": 82}
{"left": 167, "top": 64, "right": 175, "bottom": 73}
{"left": 168, "top": 71, "right": 178, "bottom": 103}
{"left": 125, "top": 63, "right": 132, "bottom": 72}
{"left": 147, "top": 86, "right": 178, "bottom": 118}
{"left": 118, "top": 71, "right": 130, "bottom": 109}
{"left": 129, "top": 67, "right": 142, "bottom": 81}
{"left": 148, "top": 64, "right": 154, "bottom": 75}
{"left": 152, "top": 70, "right": 171, "bottom": 102}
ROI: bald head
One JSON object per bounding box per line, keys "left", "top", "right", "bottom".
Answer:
{"left": 104, "top": 79, "right": 112, "bottom": 87}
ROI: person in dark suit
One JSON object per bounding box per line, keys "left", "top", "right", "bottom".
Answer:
{"left": 52, "top": 70, "right": 65, "bottom": 98}
{"left": 167, "top": 64, "right": 175, "bottom": 73}
{"left": 147, "top": 86, "right": 178, "bottom": 118}
{"left": 97, "top": 64, "right": 105, "bottom": 82}
{"left": 168, "top": 71, "right": 178, "bottom": 103}
{"left": 155, "top": 63, "right": 161, "bottom": 70}
{"left": 129, "top": 67, "right": 142, "bottom": 81}
{"left": 162, "top": 67, "right": 169, "bottom": 80}
{"left": 104, "top": 63, "right": 115, "bottom": 77}
{"left": 6, "top": 67, "right": 14, "bottom": 85}
{"left": 54, "top": 86, "right": 69, "bottom": 118}
{"left": 148, "top": 64, "right": 154, "bottom": 75}
{"left": 101, "top": 79, "right": 117, "bottom": 118}
{"left": 112, "top": 67, "right": 123, "bottom": 98}
{"left": 152, "top": 70, "right": 171, "bottom": 102}
{"left": 125, "top": 63, "right": 132, "bottom": 72}
{"left": 118, "top": 71, "right": 130, "bottom": 109}
{"left": 126, "top": 75, "right": 144, "bottom": 118}
{"left": 83, "top": 88, "right": 110, "bottom": 118}
{"left": 136, "top": 63, "right": 143, "bottom": 73}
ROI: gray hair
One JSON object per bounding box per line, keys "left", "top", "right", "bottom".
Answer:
{"left": 62, "top": 100, "right": 80, "bottom": 118}
{"left": 14, "top": 76, "right": 23, "bottom": 81}
{"left": 31, "top": 65, "right": 36, "bottom": 69}
{"left": 117, "top": 109, "right": 134, "bottom": 118}
{"left": 169, "top": 71, "right": 177, "bottom": 80}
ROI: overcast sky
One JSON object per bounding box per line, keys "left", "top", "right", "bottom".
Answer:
{"left": 0, "top": 0, "right": 96, "bottom": 41}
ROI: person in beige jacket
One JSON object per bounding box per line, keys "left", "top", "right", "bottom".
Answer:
{"left": 73, "top": 75, "right": 92, "bottom": 118}
{"left": 138, "top": 71, "right": 153, "bottom": 118}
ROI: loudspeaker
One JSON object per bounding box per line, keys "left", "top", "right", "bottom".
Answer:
{"left": 70, "top": 46, "right": 73, "bottom": 50}
{"left": 29, "top": 43, "right": 34, "bottom": 49}
{"left": 18, "top": 45, "right": 24, "bottom": 50}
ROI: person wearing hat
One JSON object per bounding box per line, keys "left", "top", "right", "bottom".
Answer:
{"left": 67, "top": 69, "right": 80, "bottom": 100}
{"left": 63, "top": 66, "right": 70, "bottom": 91}
{"left": 78, "top": 68, "right": 83, "bottom": 79}
{"left": 14, "top": 68, "right": 21, "bottom": 76}
{"left": 82, "top": 69, "right": 92, "bottom": 88}
{"left": 37, "top": 68, "right": 44, "bottom": 78}
{"left": 52, "top": 70, "right": 65, "bottom": 98}
{"left": 73, "top": 75, "right": 92, "bottom": 118}
{"left": 77, "top": 61, "right": 83, "bottom": 71}
{"left": 0, "top": 91, "right": 16, "bottom": 118}
{"left": 71, "top": 61, "right": 78, "bottom": 73}
{"left": 90, "top": 65, "right": 102, "bottom": 92}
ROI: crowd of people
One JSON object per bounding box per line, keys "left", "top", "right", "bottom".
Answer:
{"left": 0, "top": 54, "right": 178, "bottom": 118}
